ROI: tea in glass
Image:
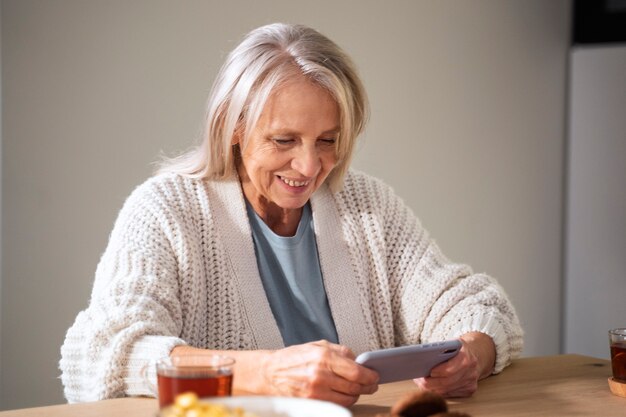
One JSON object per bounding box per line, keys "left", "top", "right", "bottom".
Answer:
{"left": 609, "top": 328, "right": 626, "bottom": 382}
{"left": 156, "top": 355, "right": 234, "bottom": 408}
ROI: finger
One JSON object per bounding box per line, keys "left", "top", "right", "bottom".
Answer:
{"left": 431, "top": 354, "right": 480, "bottom": 386}
{"left": 441, "top": 380, "right": 478, "bottom": 398}
{"left": 413, "top": 377, "right": 447, "bottom": 396}
{"left": 295, "top": 365, "right": 361, "bottom": 406}
{"left": 324, "top": 375, "right": 367, "bottom": 397}
{"left": 414, "top": 368, "right": 477, "bottom": 398}
{"left": 414, "top": 372, "right": 462, "bottom": 392}
{"left": 321, "top": 368, "right": 378, "bottom": 397}
{"left": 362, "top": 383, "right": 379, "bottom": 395}
{"left": 304, "top": 342, "right": 373, "bottom": 384}
{"left": 312, "top": 340, "right": 356, "bottom": 359}
{"left": 426, "top": 366, "right": 466, "bottom": 386}
{"left": 329, "top": 357, "right": 379, "bottom": 386}
{"left": 429, "top": 351, "right": 466, "bottom": 377}
{"left": 323, "top": 390, "right": 361, "bottom": 407}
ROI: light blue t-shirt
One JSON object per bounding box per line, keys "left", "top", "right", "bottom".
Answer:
{"left": 245, "top": 201, "right": 339, "bottom": 346}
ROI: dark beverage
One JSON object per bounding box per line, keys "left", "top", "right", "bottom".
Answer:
{"left": 610, "top": 342, "right": 626, "bottom": 382}
{"left": 157, "top": 370, "right": 233, "bottom": 408}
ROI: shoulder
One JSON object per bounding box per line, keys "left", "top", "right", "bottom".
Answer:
{"left": 123, "top": 173, "right": 210, "bottom": 211}
{"left": 109, "top": 174, "right": 221, "bottom": 245}
{"left": 334, "top": 169, "right": 423, "bottom": 230}
{"left": 342, "top": 168, "right": 394, "bottom": 192}
{"left": 129, "top": 173, "right": 203, "bottom": 200}
{"left": 112, "top": 173, "right": 216, "bottom": 232}
{"left": 338, "top": 169, "right": 399, "bottom": 206}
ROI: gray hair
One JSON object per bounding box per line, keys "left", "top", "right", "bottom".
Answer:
{"left": 158, "top": 23, "right": 368, "bottom": 192}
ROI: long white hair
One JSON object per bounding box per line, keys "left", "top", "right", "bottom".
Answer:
{"left": 158, "top": 23, "right": 368, "bottom": 192}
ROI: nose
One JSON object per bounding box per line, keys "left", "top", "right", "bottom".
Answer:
{"left": 292, "top": 146, "right": 321, "bottom": 178}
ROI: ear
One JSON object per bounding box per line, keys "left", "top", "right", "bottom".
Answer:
{"left": 231, "top": 122, "right": 244, "bottom": 146}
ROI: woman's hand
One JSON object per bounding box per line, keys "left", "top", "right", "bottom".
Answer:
{"left": 412, "top": 332, "right": 496, "bottom": 397}
{"left": 171, "top": 340, "right": 378, "bottom": 407}
{"left": 260, "top": 340, "right": 379, "bottom": 406}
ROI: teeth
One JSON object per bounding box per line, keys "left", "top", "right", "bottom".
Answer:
{"left": 280, "top": 176, "right": 310, "bottom": 187}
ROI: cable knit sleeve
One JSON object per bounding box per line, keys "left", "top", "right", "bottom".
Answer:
{"left": 59, "top": 177, "right": 188, "bottom": 402}
{"left": 339, "top": 171, "right": 523, "bottom": 374}
{"left": 382, "top": 180, "right": 523, "bottom": 373}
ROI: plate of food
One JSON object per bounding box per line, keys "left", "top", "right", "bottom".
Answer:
{"left": 160, "top": 393, "right": 352, "bottom": 417}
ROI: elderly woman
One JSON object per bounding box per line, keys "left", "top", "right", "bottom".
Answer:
{"left": 60, "top": 23, "right": 523, "bottom": 406}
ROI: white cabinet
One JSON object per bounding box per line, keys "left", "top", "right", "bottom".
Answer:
{"left": 565, "top": 46, "right": 626, "bottom": 359}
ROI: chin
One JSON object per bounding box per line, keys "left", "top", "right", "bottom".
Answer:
{"left": 276, "top": 196, "right": 310, "bottom": 210}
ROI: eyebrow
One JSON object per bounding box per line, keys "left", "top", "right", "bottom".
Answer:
{"left": 268, "top": 126, "right": 340, "bottom": 136}
{"left": 322, "top": 127, "right": 341, "bottom": 135}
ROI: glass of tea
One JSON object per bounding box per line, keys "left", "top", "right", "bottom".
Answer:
{"left": 155, "top": 355, "right": 235, "bottom": 408}
{"left": 609, "top": 328, "right": 626, "bottom": 383}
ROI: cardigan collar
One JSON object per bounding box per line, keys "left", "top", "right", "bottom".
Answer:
{"left": 206, "top": 175, "right": 370, "bottom": 354}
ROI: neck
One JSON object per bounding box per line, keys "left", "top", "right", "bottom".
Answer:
{"left": 259, "top": 206, "right": 303, "bottom": 237}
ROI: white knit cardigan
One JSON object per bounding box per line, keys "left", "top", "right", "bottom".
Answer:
{"left": 59, "top": 169, "right": 523, "bottom": 402}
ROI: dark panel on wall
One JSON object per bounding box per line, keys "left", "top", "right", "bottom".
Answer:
{"left": 573, "top": 0, "right": 626, "bottom": 44}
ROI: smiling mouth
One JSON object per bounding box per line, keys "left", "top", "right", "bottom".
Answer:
{"left": 278, "top": 176, "right": 311, "bottom": 187}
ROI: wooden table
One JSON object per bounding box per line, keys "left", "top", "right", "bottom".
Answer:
{"left": 1, "top": 354, "right": 623, "bottom": 416}
{"left": 355, "top": 354, "right": 623, "bottom": 416}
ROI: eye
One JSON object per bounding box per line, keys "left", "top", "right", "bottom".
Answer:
{"left": 319, "top": 138, "right": 336, "bottom": 146}
{"left": 272, "top": 138, "right": 295, "bottom": 146}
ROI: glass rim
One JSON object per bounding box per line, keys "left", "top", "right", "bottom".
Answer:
{"left": 609, "top": 328, "right": 626, "bottom": 335}
{"left": 156, "top": 355, "right": 235, "bottom": 370}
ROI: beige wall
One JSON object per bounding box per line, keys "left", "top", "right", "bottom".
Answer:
{"left": 0, "top": 0, "right": 571, "bottom": 410}
{"left": 0, "top": 3, "right": 3, "bottom": 406}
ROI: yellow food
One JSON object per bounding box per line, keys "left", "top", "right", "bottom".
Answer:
{"left": 160, "top": 393, "right": 260, "bottom": 417}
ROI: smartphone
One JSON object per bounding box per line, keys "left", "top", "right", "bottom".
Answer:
{"left": 355, "top": 340, "right": 462, "bottom": 384}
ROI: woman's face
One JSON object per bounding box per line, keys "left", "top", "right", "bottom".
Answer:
{"left": 236, "top": 77, "right": 340, "bottom": 219}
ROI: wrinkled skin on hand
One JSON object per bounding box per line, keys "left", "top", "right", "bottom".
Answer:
{"left": 412, "top": 332, "right": 496, "bottom": 398}
{"left": 261, "top": 340, "right": 379, "bottom": 406}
